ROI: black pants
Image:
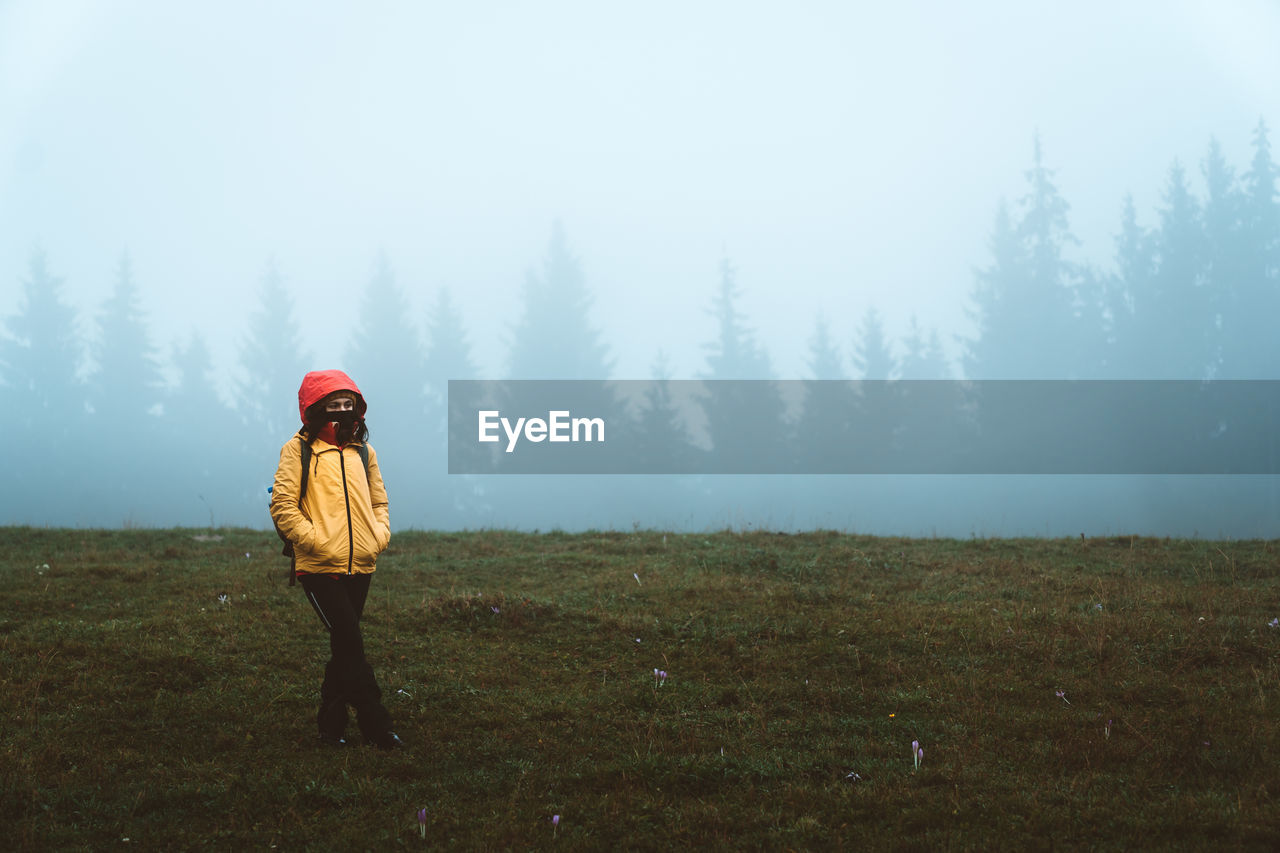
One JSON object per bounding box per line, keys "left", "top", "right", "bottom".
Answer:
{"left": 299, "top": 573, "right": 392, "bottom": 744}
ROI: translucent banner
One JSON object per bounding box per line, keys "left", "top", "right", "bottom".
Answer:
{"left": 446, "top": 380, "right": 1280, "bottom": 474}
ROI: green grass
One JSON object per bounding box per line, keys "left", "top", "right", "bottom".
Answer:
{"left": 1, "top": 527, "right": 1278, "bottom": 850}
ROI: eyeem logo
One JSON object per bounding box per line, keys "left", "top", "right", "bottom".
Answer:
{"left": 478, "top": 410, "right": 606, "bottom": 453}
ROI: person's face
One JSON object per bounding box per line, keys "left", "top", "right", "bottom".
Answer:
{"left": 324, "top": 395, "right": 356, "bottom": 415}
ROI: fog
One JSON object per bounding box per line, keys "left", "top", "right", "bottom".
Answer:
{"left": 2, "top": 1, "right": 1278, "bottom": 536}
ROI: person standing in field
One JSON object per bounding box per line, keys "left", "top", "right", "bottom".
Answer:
{"left": 270, "top": 369, "right": 402, "bottom": 750}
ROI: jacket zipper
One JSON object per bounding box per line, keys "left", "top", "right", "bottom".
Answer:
{"left": 339, "top": 449, "right": 353, "bottom": 574}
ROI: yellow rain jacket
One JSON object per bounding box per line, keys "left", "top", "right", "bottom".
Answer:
{"left": 269, "top": 370, "right": 390, "bottom": 575}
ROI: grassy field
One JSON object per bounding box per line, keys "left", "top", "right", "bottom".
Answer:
{"left": 1, "top": 527, "right": 1278, "bottom": 850}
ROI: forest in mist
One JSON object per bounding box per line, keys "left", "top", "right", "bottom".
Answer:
{"left": 3, "top": 126, "right": 1278, "bottom": 536}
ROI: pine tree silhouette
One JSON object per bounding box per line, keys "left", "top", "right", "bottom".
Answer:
{"left": 2, "top": 250, "right": 84, "bottom": 433}
{"left": 965, "top": 137, "right": 1092, "bottom": 378}
{"left": 342, "top": 252, "right": 428, "bottom": 523}
{"left": 506, "top": 222, "right": 614, "bottom": 380}
{"left": 1107, "top": 195, "right": 1154, "bottom": 377}
{"left": 424, "top": 286, "right": 485, "bottom": 517}
{"left": 806, "top": 314, "right": 844, "bottom": 380}
{"left": 699, "top": 259, "right": 788, "bottom": 472}
{"left": 424, "top": 287, "right": 479, "bottom": 402}
{"left": 632, "top": 350, "right": 701, "bottom": 473}
{"left": 899, "top": 316, "right": 949, "bottom": 380}
{"left": 849, "top": 307, "right": 898, "bottom": 470}
{"left": 237, "top": 260, "right": 310, "bottom": 444}
{"left": 498, "top": 223, "right": 626, "bottom": 476}
{"left": 0, "top": 250, "right": 85, "bottom": 521}
{"left": 1138, "top": 160, "right": 1213, "bottom": 378}
{"left": 166, "top": 330, "right": 234, "bottom": 525}
{"left": 92, "top": 253, "right": 163, "bottom": 427}
{"left": 794, "top": 313, "right": 853, "bottom": 472}
{"left": 1220, "top": 120, "right": 1280, "bottom": 378}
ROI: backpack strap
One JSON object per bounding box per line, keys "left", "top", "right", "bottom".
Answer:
{"left": 287, "top": 435, "right": 313, "bottom": 587}
{"left": 298, "top": 435, "right": 313, "bottom": 502}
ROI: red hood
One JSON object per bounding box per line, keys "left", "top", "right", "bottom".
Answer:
{"left": 297, "top": 369, "right": 367, "bottom": 423}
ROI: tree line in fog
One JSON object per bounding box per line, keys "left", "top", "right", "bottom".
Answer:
{"left": 2, "top": 123, "right": 1277, "bottom": 531}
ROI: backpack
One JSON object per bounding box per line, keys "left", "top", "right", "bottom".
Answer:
{"left": 268, "top": 435, "right": 371, "bottom": 585}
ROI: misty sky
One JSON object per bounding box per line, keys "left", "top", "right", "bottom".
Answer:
{"left": 3, "top": 1, "right": 1279, "bottom": 393}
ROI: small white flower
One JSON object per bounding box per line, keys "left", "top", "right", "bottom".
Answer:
{"left": 217, "top": 594, "right": 229, "bottom": 605}
{"left": 633, "top": 573, "right": 641, "bottom": 585}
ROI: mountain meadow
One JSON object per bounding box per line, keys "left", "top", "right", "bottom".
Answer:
{"left": 2, "top": 527, "right": 1277, "bottom": 850}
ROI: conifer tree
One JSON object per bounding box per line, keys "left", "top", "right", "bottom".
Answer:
{"left": 1148, "top": 161, "right": 1213, "bottom": 378}
{"left": 795, "top": 313, "right": 853, "bottom": 472}
{"left": 632, "top": 350, "right": 700, "bottom": 473}
{"left": 92, "top": 253, "right": 163, "bottom": 428}
{"left": 487, "top": 225, "right": 625, "bottom": 521}
{"left": 965, "top": 138, "right": 1094, "bottom": 378}
{"left": 345, "top": 252, "right": 427, "bottom": 410}
{"left": 1, "top": 250, "right": 84, "bottom": 433}
{"left": 237, "top": 261, "right": 310, "bottom": 445}
{"left": 964, "top": 202, "right": 1025, "bottom": 379}
{"left": 896, "top": 315, "right": 964, "bottom": 473}
{"left": 806, "top": 314, "right": 844, "bottom": 380}
{"left": 1107, "top": 195, "right": 1153, "bottom": 377}
{"left": 899, "top": 316, "right": 950, "bottom": 379}
{"left": 0, "top": 250, "right": 84, "bottom": 520}
{"left": 424, "top": 287, "right": 478, "bottom": 402}
{"left": 506, "top": 222, "right": 613, "bottom": 380}
{"left": 1221, "top": 120, "right": 1279, "bottom": 377}
{"left": 343, "top": 253, "right": 428, "bottom": 523}
{"left": 851, "top": 307, "right": 895, "bottom": 379}
{"left": 423, "top": 286, "right": 485, "bottom": 515}
{"left": 848, "top": 306, "right": 898, "bottom": 467}
{"left": 699, "top": 259, "right": 788, "bottom": 472}
{"left": 170, "top": 331, "right": 219, "bottom": 435}
{"left": 166, "top": 330, "right": 234, "bottom": 525}
{"left": 499, "top": 223, "right": 626, "bottom": 461}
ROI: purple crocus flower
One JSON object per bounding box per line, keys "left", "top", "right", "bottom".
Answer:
{"left": 418, "top": 808, "right": 427, "bottom": 839}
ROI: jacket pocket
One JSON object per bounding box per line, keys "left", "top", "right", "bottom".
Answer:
{"left": 351, "top": 520, "right": 381, "bottom": 567}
